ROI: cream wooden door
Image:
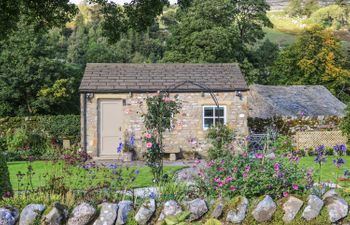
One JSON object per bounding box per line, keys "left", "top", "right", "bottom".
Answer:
{"left": 99, "top": 99, "right": 123, "bottom": 157}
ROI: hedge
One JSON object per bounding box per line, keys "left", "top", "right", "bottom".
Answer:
{"left": 0, "top": 115, "right": 80, "bottom": 149}
{"left": 0, "top": 151, "right": 12, "bottom": 198}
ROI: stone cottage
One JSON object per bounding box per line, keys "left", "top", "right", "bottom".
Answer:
{"left": 79, "top": 63, "right": 249, "bottom": 159}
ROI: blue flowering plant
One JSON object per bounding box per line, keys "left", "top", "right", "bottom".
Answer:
{"left": 117, "top": 131, "right": 136, "bottom": 153}
{"left": 314, "top": 145, "right": 327, "bottom": 183}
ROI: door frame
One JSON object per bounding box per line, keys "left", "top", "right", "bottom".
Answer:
{"left": 97, "top": 98, "right": 124, "bottom": 157}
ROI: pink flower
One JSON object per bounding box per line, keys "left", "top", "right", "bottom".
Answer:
{"left": 274, "top": 163, "right": 280, "bottom": 172}
{"left": 144, "top": 133, "right": 152, "bottom": 139}
{"left": 214, "top": 177, "right": 220, "bottom": 183}
{"left": 245, "top": 165, "right": 250, "bottom": 173}
{"left": 194, "top": 159, "right": 201, "bottom": 165}
{"left": 146, "top": 142, "right": 153, "bottom": 148}
{"left": 225, "top": 176, "right": 233, "bottom": 182}
{"left": 283, "top": 192, "right": 289, "bottom": 198}
{"left": 243, "top": 172, "right": 248, "bottom": 178}
{"left": 230, "top": 186, "right": 237, "bottom": 192}
{"left": 162, "top": 97, "right": 172, "bottom": 102}
{"left": 292, "top": 184, "right": 299, "bottom": 190}
{"left": 220, "top": 159, "right": 225, "bottom": 164}
{"left": 218, "top": 167, "right": 225, "bottom": 172}
{"left": 218, "top": 182, "right": 224, "bottom": 187}
{"left": 255, "top": 153, "right": 264, "bottom": 159}
{"left": 207, "top": 161, "right": 214, "bottom": 168}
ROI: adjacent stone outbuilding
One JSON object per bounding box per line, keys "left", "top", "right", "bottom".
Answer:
{"left": 79, "top": 63, "right": 249, "bottom": 159}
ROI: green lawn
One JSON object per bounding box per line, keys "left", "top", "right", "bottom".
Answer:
{"left": 7, "top": 161, "right": 184, "bottom": 191}
{"left": 299, "top": 156, "right": 350, "bottom": 183}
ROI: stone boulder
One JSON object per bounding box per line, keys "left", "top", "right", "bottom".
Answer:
{"left": 252, "top": 195, "right": 276, "bottom": 222}
{"left": 302, "top": 195, "right": 324, "bottom": 221}
{"left": 325, "top": 196, "right": 348, "bottom": 223}
{"left": 226, "top": 197, "right": 249, "bottom": 224}
{"left": 282, "top": 196, "right": 303, "bottom": 223}
{"left": 158, "top": 200, "right": 182, "bottom": 221}
{"left": 184, "top": 198, "right": 208, "bottom": 221}
{"left": 0, "top": 207, "right": 19, "bottom": 225}
{"left": 134, "top": 199, "right": 156, "bottom": 225}
{"left": 322, "top": 189, "right": 337, "bottom": 200}
{"left": 116, "top": 201, "right": 133, "bottom": 225}
{"left": 210, "top": 200, "right": 224, "bottom": 219}
{"left": 19, "top": 204, "right": 46, "bottom": 225}
{"left": 93, "top": 203, "right": 118, "bottom": 225}
{"left": 67, "top": 203, "right": 96, "bottom": 225}
{"left": 42, "top": 203, "right": 68, "bottom": 225}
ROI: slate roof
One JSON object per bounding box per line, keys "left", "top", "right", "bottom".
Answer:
{"left": 79, "top": 63, "right": 248, "bottom": 93}
{"left": 249, "top": 85, "right": 346, "bottom": 118}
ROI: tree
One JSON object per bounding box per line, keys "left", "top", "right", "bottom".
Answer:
{"left": 304, "top": 0, "right": 319, "bottom": 17}
{"left": 270, "top": 26, "right": 350, "bottom": 102}
{"left": 0, "top": 151, "right": 12, "bottom": 199}
{"left": 244, "top": 39, "right": 279, "bottom": 84}
{"left": 0, "top": 20, "right": 81, "bottom": 116}
{"left": 0, "top": 0, "right": 77, "bottom": 40}
{"left": 287, "top": 0, "right": 303, "bottom": 17}
{"left": 162, "top": 0, "right": 272, "bottom": 63}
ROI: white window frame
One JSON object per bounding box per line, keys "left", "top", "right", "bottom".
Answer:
{"left": 202, "top": 105, "right": 227, "bottom": 130}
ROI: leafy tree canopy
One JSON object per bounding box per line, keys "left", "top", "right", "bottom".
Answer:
{"left": 0, "top": 0, "right": 77, "bottom": 40}
{"left": 162, "top": 0, "right": 272, "bottom": 63}
{"left": 270, "top": 26, "right": 350, "bottom": 102}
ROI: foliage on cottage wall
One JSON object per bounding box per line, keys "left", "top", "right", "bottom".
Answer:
{"left": 248, "top": 116, "right": 341, "bottom": 135}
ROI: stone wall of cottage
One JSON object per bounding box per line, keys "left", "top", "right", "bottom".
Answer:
{"left": 81, "top": 92, "right": 249, "bottom": 159}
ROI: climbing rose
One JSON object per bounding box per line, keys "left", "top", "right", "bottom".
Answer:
{"left": 146, "top": 142, "right": 153, "bottom": 148}
{"left": 283, "top": 192, "right": 289, "bottom": 198}
{"left": 144, "top": 133, "right": 152, "bottom": 139}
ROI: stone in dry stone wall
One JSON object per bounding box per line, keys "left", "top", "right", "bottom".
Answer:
{"left": 211, "top": 199, "right": 224, "bottom": 219}
{"left": 252, "top": 195, "right": 276, "bottom": 222}
{"left": 0, "top": 207, "right": 19, "bottom": 225}
{"left": 42, "top": 203, "right": 68, "bottom": 225}
{"left": 184, "top": 198, "right": 208, "bottom": 221}
{"left": 158, "top": 200, "right": 182, "bottom": 221}
{"left": 325, "top": 196, "right": 348, "bottom": 223}
{"left": 67, "top": 203, "right": 96, "bottom": 225}
{"left": 226, "top": 197, "right": 249, "bottom": 224}
{"left": 302, "top": 195, "right": 324, "bottom": 221}
{"left": 93, "top": 203, "right": 118, "bottom": 225}
{"left": 134, "top": 199, "right": 156, "bottom": 225}
{"left": 322, "top": 189, "right": 337, "bottom": 200}
{"left": 282, "top": 196, "right": 303, "bottom": 223}
{"left": 116, "top": 201, "right": 133, "bottom": 225}
{"left": 19, "top": 204, "right": 46, "bottom": 225}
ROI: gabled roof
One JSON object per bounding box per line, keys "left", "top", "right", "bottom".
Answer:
{"left": 79, "top": 63, "right": 248, "bottom": 93}
{"left": 249, "top": 85, "right": 346, "bottom": 118}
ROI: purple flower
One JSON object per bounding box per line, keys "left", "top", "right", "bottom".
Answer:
{"left": 109, "top": 164, "right": 118, "bottom": 170}
{"left": 129, "top": 133, "right": 135, "bottom": 146}
{"left": 117, "top": 142, "right": 123, "bottom": 153}
{"left": 334, "top": 144, "right": 347, "bottom": 154}
{"left": 135, "top": 169, "right": 140, "bottom": 175}
{"left": 149, "top": 192, "right": 157, "bottom": 199}
{"left": 333, "top": 158, "right": 346, "bottom": 168}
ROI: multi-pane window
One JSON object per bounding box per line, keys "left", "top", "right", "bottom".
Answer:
{"left": 202, "top": 106, "right": 226, "bottom": 130}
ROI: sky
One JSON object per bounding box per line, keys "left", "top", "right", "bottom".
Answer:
{"left": 70, "top": 0, "right": 177, "bottom": 5}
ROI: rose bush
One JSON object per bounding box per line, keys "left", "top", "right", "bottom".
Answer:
{"left": 195, "top": 152, "right": 309, "bottom": 199}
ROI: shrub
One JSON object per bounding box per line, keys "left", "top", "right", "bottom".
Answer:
{"left": 207, "top": 124, "right": 235, "bottom": 159}
{"left": 196, "top": 153, "right": 307, "bottom": 199}
{"left": 272, "top": 135, "right": 294, "bottom": 155}
{"left": 0, "top": 151, "right": 13, "bottom": 198}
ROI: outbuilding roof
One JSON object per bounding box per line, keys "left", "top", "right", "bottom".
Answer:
{"left": 249, "top": 85, "right": 346, "bottom": 118}
{"left": 79, "top": 63, "right": 248, "bottom": 93}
